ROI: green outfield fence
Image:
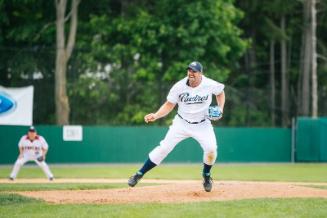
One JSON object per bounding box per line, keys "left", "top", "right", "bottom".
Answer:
{"left": 0, "top": 117, "right": 326, "bottom": 164}
{"left": 295, "top": 117, "right": 327, "bottom": 162}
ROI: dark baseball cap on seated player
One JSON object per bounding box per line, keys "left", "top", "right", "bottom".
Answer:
{"left": 187, "top": 61, "right": 203, "bottom": 73}
{"left": 28, "top": 126, "right": 36, "bottom": 132}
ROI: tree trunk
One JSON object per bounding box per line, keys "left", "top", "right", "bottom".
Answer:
{"left": 311, "top": 0, "right": 318, "bottom": 117}
{"left": 269, "top": 40, "right": 276, "bottom": 126}
{"left": 301, "top": 0, "right": 312, "bottom": 116}
{"left": 55, "top": 0, "right": 80, "bottom": 125}
{"left": 281, "top": 15, "right": 289, "bottom": 127}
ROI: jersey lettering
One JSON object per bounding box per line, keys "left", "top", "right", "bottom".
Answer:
{"left": 179, "top": 93, "right": 209, "bottom": 104}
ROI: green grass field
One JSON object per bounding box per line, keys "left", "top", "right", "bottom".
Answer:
{"left": 0, "top": 163, "right": 327, "bottom": 218}
{"left": 1, "top": 163, "right": 327, "bottom": 182}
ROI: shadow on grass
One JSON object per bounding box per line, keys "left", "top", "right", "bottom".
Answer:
{"left": 0, "top": 193, "right": 43, "bottom": 205}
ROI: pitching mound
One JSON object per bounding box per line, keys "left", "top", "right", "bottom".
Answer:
{"left": 10, "top": 180, "right": 327, "bottom": 204}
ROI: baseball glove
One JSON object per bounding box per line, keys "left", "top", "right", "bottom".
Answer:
{"left": 208, "top": 106, "right": 223, "bottom": 121}
{"left": 37, "top": 156, "right": 44, "bottom": 162}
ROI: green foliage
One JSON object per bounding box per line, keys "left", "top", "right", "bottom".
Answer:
{"left": 3, "top": 1, "right": 54, "bottom": 43}
{"left": 69, "top": 73, "right": 119, "bottom": 124}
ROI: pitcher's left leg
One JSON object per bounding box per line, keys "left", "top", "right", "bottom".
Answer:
{"left": 194, "top": 124, "right": 217, "bottom": 165}
{"left": 193, "top": 124, "right": 217, "bottom": 192}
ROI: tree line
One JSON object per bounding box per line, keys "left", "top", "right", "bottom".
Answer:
{"left": 0, "top": 0, "right": 326, "bottom": 127}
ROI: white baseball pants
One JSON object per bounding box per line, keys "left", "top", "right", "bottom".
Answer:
{"left": 149, "top": 115, "right": 218, "bottom": 165}
{"left": 10, "top": 155, "right": 54, "bottom": 179}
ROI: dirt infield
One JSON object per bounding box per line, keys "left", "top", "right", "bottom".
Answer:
{"left": 2, "top": 179, "right": 327, "bottom": 204}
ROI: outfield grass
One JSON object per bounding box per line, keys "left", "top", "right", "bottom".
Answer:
{"left": 0, "top": 193, "right": 326, "bottom": 218}
{"left": 0, "top": 183, "right": 133, "bottom": 191}
{"left": 0, "top": 164, "right": 326, "bottom": 218}
{"left": 304, "top": 185, "right": 327, "bottom": 190}
{"left": 0, "top": 163, "right": 327, "bottom": 182}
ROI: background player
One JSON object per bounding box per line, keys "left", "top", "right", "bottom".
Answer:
{"left": 128, "top": 61, "right": 225, "bottom": 192}
{"left": 9, "top": 126, "right": 54, "bottom": 180}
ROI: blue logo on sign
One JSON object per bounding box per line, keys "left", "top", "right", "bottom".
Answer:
{"left": 0, "top": 92, "right": 17, "bottom": 115}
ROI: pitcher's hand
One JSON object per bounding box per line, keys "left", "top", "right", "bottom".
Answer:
{"left": 144, "top": 113, "right": 158, "bottom": 123}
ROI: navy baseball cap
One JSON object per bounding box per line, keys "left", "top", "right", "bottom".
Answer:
{"left": 187, "top": 61, "right": 203, "bottom": 73}
{"left": 28, "top": 126, "right": 36, "bottom": 132}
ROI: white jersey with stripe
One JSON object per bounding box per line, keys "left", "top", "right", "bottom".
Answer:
{"left": 167, "top": 75, "right": 224, "bottom": 123}
{"left": 18, "top": 135, "right": 49, "bottom": 157}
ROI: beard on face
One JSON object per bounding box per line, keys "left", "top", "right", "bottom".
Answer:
{"left": 188, "top": 76, "right": 194, "bottom": 80}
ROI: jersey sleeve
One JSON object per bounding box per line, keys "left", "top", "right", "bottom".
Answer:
{"left": 166, "top": 83, "right": 179, "bottom": 104}
{"left": 212, "top": 81, "right": 225, "bottom": 95}
{"left": 18, "top": 136, "right": 25, "bottom": 148}
{"left": 39, "top": 136, "right": 49, "bottom": 150}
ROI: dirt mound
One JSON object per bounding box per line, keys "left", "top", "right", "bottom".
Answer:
{"left": 13, "top": 180, "right": 327, "bottom": 204}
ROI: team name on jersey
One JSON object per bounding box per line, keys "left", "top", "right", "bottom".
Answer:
{"left": 179, "top": 92, "right": 209, "bottom": 104}
{"left": 23, "top": 146, "right": 41, "bottom": 151}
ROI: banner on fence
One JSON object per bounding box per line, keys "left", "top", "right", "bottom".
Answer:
{"left": 0, "top": 86, "right": 34, "bottom": 125}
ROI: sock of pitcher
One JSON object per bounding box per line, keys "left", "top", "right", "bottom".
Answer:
{"left": 137, "top": 158, "right": 157, "bottom": 175}
{"left": 203, "top": 163, "right": 212, "bottom": 177}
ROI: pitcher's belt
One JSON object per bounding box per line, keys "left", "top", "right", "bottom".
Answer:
{"left": 177, "top": 114, "right": 206, "bottom": 124}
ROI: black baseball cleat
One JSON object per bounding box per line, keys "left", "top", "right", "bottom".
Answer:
{"left": 128, "top": 173, "right": 143, "bottom": 187}
{"left": 49, "top": 177, "right": 54, "bottom": 181}
{"left": 8, "top": 177, "right": 14, "bottom": 181}
{"left": 203, "top": 175, "right": 213, "bottom": 192}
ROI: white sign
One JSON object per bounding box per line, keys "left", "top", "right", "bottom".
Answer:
{"left": 0, "top": 86, "right": 34, "bottom": 125}
{"left": 63, "top": 125, "right": 83, "bottom": 141}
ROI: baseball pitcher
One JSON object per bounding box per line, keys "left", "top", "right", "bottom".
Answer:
{"left": 128, "top": 61, "right": 225, "bottom": 192}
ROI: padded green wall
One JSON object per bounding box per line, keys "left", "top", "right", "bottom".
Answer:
{"left": 0, "top": 125, "right": 291, "bottom": 164}
{"left": 296, "top": 117, "right": 327, "bottom": 162}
